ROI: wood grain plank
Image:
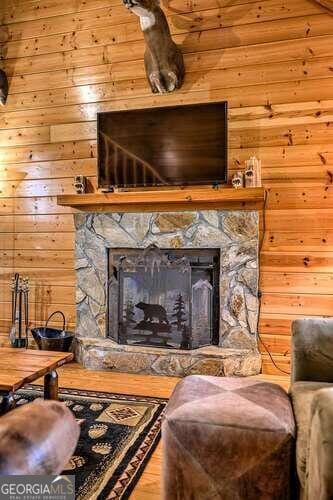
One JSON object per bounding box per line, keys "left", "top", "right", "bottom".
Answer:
{"left": 0, "top": 177, "right": 97, "bottom": 198}
{"left": 259, "top": 334, "right": 291, "bottom": 355}
{"left": 262, "top": 231, "right": 333, "bottom": 251}
{"left": 3, "top": 137, "right": 330, "bottom": 169}
{"left": 0, "top": 159, "right": 97, "bottom": 182}
{"left": 49, "top": 117, "right": 333, "bottom": 147}
{"left": 4, "top": 54, "right": 333, "bottom": 98}
{"left": 0, "top": 233, "right": 74, "bottom": 250}
{"left": 261, "top": 271, "right": 333, "bottom": 293}
{"left": 0, "top": 250, "right": 74, "bottom": 269}
{"left": 0, "top": 301, "right": 75, "bottom": 321}
{"left": 261, "top": 251, "right": 333, "bottom": 271}
{"left": 0, "top": 215, "right": 74, "bottom": 233}
{"left": 0, "top": 281, "right": 75, "bottom": 304}
{"left": 2, "top": 78, "right": 332, "bottom": 119}
{"left": 1, "top": 0, "right": 261, "bottom": 26}
{"left": 261, "top": 353, "right": 291, "bottom": 375}
{"left": 266, "top": 209, "right": 333, "bottom": 231}
{"left": 0, "top": 126, "right": 50, "bottom": 147}
{"left": 2, "top": 0, "right": 323, "bottom": 41}
{"left": 261, "top": 292, "right": 333, "bottom": 315}
{"left": 259, "top": 313, "right": 295, "bottom": 336}
{"left": 0, "top": 197, "right": 73, "bottom": 215}
{"left": 266, "top": 186, "right": 333, "bottom": 209}
{"left": 0, "top": 140, "right": 96, "bottom": 164}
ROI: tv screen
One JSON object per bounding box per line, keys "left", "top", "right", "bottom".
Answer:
{"left": 97, "top": 102, "right": 228, "bottom": 189}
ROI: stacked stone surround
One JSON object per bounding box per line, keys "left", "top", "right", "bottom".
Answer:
{"left": 75, "top": 210, "right": 262, "bottom": 376}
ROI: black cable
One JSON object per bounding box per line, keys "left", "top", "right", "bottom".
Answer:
{"left": 257, "top": 188, "right": 291, "bottom": 376}
{"left": 258, "top": 331, "right": 291, "bottom": 376}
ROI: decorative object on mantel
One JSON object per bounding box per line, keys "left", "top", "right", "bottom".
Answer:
{"left": 0, "top": 69, "right": 8, "bottom": 106}
{"left": 244, "top": 156, "right": 262, "bottom": 188}
{"left": 123, "top": 0, "right": 184, "bottom": 93}
{"left": 231, "top": 171, "right": 244, "bottom": 189}
{"left": 9, "top": 274, "right": 29, "bottom": 348}
{"left": 244, "top": 162, "right": 256, "bottom": 188}
{"left": 17, "top": 384, "right": 167, "bottom": 500}
{"left": 74, "top": 175, "right": 87, "bottom": 194}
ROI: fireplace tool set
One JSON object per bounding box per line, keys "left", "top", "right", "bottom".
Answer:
{"left": 10, "top": 273, "right": 29, "bottom": 348}
{"left": 9, "top": 274, "right": 74, "bottom": 352}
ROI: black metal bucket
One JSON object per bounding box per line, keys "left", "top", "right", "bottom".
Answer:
{"left": 31, "top": 311, "right": 74, "bottom": 352}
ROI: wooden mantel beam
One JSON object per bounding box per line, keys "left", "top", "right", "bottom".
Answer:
{"left": 57, "top": 187, "right": 265, "bottom": 213}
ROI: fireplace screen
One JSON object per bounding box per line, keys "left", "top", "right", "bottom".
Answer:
{"left": 108, "top": 245, "right": 220, "bottom": 350}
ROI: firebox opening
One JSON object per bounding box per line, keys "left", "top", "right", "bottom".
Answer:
{"left": 108, "top": 245, "right": 220, "bottom": 350}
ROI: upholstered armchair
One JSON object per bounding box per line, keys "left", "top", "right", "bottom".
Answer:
{"left": 290, "top": 318, "right": 333, "bottom": 500}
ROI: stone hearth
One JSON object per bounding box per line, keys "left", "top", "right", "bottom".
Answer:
{"left": 74, "top": 210, "right": 261, "bottom": 376}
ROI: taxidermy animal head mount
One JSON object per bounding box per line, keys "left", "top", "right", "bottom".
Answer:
{"left": 123, "top": 0, "right": 185, "bottom": 94}
{"left": 0, "top": 69, "right": 8, "bottom": 106}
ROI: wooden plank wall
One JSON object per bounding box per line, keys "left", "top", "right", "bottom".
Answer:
{"left": 0, "top": 0, "right": 332, "bottom": 373}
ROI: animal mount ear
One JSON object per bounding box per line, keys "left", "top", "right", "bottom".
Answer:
{"left": 0, "top": 69, "right": 8, "bottom": 106}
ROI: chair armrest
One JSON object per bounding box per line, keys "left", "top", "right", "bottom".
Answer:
{"left": 306, "top": 387, "right": 333, "bottom": 500}
{"left": 292, "top": 318, "right": 333, "bottom": 383}
{"left": 0, "top": 399, "right": 79, "bottom": 475}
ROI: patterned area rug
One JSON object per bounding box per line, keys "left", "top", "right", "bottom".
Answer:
{"left": 17, "top": 385, "right": 168, "bottom": 499}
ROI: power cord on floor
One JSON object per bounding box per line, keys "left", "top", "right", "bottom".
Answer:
{"left": 257, "top": 189, "right": 291, "bottom": 376}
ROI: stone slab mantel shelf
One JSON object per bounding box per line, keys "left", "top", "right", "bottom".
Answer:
{"left": 57, "top": 187, "right": 265, "bottom": 212}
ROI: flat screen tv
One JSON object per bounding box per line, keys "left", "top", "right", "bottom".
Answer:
{"left": 97, "top": 102, "right": 228, "bottom": 190}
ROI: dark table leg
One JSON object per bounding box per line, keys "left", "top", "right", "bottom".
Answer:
{"left": 0, "top": 391, "right": 16, "bottom": 415}
{"left": 44, "top": 370, "right": 58, "bottom": 400}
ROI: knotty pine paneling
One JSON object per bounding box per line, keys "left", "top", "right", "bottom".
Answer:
{"left": 0, "top": 0, "right": 333, "bottom": 373}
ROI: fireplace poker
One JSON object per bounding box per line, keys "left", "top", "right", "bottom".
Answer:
{"left": 9, "top": 273, "right": 19, "bottom": 346}
{"left": 9, "top": 274, "right": 29, "bottom": 348}
{"left": 16, "top": 277, "right": 29, "bottom": 348}
{"left": 18, "top": 277, "right": 23, "bottom": 343}
{"left": 10, "top": 276, "right": 15, "bottom": 324}
{"left": 23, "top": 278, "right": 29, "bottom": 348}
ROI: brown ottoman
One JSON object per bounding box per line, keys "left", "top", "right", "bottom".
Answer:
{"left": 162, "top": 376, "right": 295, "bottom": 500}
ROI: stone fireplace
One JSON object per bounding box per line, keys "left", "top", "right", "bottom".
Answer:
{"left": 75, "top": 210, "right": 262, "bottom": 376}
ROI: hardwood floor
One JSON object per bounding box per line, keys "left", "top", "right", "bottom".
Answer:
{"left": 38, "top": 363, "right": 290, "bottom": 499}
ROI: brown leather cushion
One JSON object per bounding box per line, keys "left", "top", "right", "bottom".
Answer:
{"left": 290, "top": 381, "right": 333, "bottom": 488}
{"left": 163, "top": 376, "right": 295, "bottom": 500}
